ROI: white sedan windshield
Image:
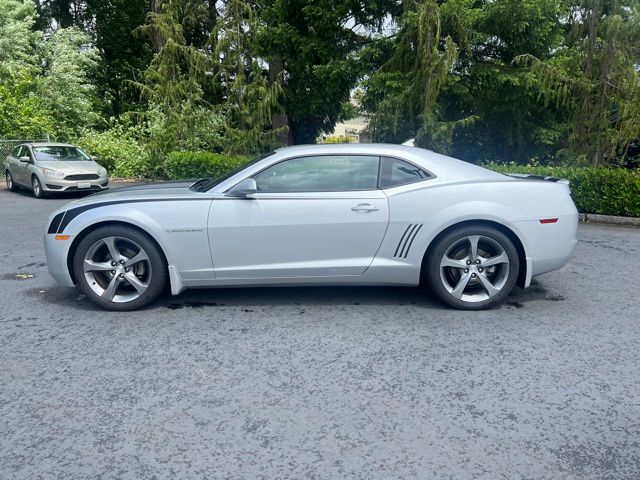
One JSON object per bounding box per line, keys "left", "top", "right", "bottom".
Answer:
{"left": 33, "top": 146, "right": 91, "bottom": 162}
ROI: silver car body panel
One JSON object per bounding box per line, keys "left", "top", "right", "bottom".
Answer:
{"left": 43, "top": 144, "right": 578, "bottom": 295}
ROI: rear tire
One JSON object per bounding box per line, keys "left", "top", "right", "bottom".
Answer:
{"left": 424, "top": 225, "right": 519, "bottom": 310}
{"left": 73, "top": 225, "right": 167, "bottom": 311}
{"left": 6, "top": 171, "right": 17, "bottom": 191}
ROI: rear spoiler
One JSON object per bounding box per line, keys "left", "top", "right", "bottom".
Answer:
{"left": 506, "top": 173, "right": 570, "bottom": 186}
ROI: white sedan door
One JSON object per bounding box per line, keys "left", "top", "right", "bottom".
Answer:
{"left": 209, "top": 154, "right": 389, "bottom": 279}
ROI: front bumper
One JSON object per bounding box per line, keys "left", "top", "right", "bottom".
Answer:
{"left": 44, "top": 231, "right": 76, "bottom": 287}
{"left": 42, "top": 175, "right": 109, "bottom": 193}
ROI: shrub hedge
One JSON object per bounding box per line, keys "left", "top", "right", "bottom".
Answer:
{"left": 486, "top": 164, "right": 640, "bottom": 217}
{"left": 76, "top": 127, "right": 150, "bottom": 178}
{"left": 162, "top": 151, "right": 249, "bottom": 180}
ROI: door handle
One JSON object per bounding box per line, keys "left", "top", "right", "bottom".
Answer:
{"left": 351, "top": 203, "right": 379, "bottom": 212}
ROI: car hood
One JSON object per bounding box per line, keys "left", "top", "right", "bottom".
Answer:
{"left": 55, "top": 180, "right": 203, "bottom": 212}
{"left": 38, "top": 160, "right": 103, "bottom": 173}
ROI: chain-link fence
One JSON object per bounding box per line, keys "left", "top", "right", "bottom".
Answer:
{"left": 0, "top": 136, "right": 50, "bottom": 159}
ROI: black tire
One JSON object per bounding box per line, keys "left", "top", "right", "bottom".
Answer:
{"left": 6, "top": 170, "right": 17, "bottom": 191}
{"left": 424, "top": 225, "right": 520, "bottom": 310}
{"left": 73, "top": 225, "right": 167, "bottom": 311}
{"left": 32, "top": 175, "right": 45, "bottom": 198}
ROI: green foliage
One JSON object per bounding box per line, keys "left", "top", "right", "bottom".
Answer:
{"left": 37, "top": 27, "right": 100, "bottom": 140}
{"left": 0, "top": 3, "right": 98, "bottom": 141}
{"left": 213, "top": 0, "right": 284, "bottom": 154}
{"left": 0, "top": 0, "right": 40, "bottom": 79}
{"left": 363, "top": 0, "right": 475, "bottom": 152}
{"left": 486, "top": 164, "right": 640, "bottom": 217}
{"left": 259, "top": 0, "right": 398, "bottom": 144}
{"left": 76, "top": 125, "right": 151, "bottom": 178}
{"left": 162, "top": 151, "right": 249, "bottom": 180}
{"left": 322, "top": 135, "right": 356, "bottom": 144}
{"left": 88, "top": 0, "right": 152, "bottom": 118}
{"left": 136, "top": 0, "right": 217, "bottom": 156}
{"left": 514, "top": 0, "right": 640, "bottom": 166}
{"left": 0, "top": 74, "right": 53, "bottom": 138}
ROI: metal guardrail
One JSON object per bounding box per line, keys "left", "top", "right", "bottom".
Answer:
{"left": 0, "top": 137, "right": 50, "bottom": 159}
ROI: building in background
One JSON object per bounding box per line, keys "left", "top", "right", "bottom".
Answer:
{"left": 320, "top": 115, "right": 370, "bottom": 143}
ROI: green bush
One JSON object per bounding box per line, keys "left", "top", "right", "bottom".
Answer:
{"left": 486, "top": 164, "right": 640, "bottom": 217}
{"left": 162, "top": 151, "right": 249, "bottom": 180}
{"left": 76, "top": 126, "right": 150, "bottom": 178}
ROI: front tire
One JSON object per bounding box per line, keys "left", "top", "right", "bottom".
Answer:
{"left": 424, "top": 225, "right": 519, "bottom": 310}
{"left": 6, "top": 171, "right": 17, "bottom": 191}
{"left": 73, "top": 226, "right": 167, "bottom": 311}
{"left": 32, "top": 175, "right": 45, "bottom": 198}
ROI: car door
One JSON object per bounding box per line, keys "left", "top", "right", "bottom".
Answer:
{"left": 20, "top": 147, "right": 36, "bottom": 185}
{"left": 10, "top": 146, "right": 30, "bottom": 186}
{"left": 208, "top": 154, "right": 389, "bottom": 279}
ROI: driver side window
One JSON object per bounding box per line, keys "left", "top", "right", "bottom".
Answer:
{"left": 253, "top": 155, "right": 380, "bottom": 193}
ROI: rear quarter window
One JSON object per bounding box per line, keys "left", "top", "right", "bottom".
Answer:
{"left": 379, "top": 156, "right": 431, "bottom": 188}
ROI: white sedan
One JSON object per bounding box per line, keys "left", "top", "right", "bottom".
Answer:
{"left": 44, "top": 144, "right": 578, "bottom": 311}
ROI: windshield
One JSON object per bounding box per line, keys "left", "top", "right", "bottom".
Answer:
{"left": 33, "top": 146, "right": 92, "bottom": 162}
{"left": 190, "top": 152, "right": 275, "bottom": 192}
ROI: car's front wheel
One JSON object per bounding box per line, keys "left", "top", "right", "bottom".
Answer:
{"left": 6, "top": 171, "right": 17, "bottom": 191}
{"left": 425, "top": 225, "right": 519, "bottom": 310}
{"left": 73, "top": 226, "right": 167, "bottom": 311}
{"left": 32, "top": 175, "right": 45, "bottom": 198}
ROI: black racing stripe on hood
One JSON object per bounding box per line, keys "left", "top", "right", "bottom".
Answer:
{"left": 54, "top": 198, "right": 209, "bottom": 234}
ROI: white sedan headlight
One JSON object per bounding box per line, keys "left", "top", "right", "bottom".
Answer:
{"left": 39, "top": 167, "right": 65, "bottom": 178}
{"left": 98, "top": 167, "right": 107, "bottom": 176}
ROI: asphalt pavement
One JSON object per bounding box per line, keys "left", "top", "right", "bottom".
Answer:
{"left": 1, "top": 182, "right": 639, "bottom": 479}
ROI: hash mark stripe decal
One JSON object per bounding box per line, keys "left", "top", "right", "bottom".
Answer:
{"left": 399, "top": 224, "right": 418, "bottom": 258}
{"left": 47, "top": 212, "right": 65, "bottom": 234}
{"left": 394, "top": 225, "right": 413, "bottom": 257}
{"left": 402, "top": 224, "right": 423, "bottom": 258}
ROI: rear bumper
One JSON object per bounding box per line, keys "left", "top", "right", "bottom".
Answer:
{"left": 516, "top": 212, "right": 579, "bottom": 278}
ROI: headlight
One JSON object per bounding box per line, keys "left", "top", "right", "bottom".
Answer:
{"left": 98, "top": 167, "right": 107, "bottom": 176}
{"left": 39, "top": 167, "right": 65, "bottom": 178}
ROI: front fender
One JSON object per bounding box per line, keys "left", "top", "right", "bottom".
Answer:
{"left": 45, "top": 200, "right": 214, "bottom": 289}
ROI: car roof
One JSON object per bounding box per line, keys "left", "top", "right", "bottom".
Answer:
{"left": 275, "top": 143, "right": 420, "bottom": 156}
{"left": 24, "top": 143, "right": 77, "bottom": 148}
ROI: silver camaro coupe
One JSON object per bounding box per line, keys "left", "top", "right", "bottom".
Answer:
{"left": 43, "top": 144, "right": 578, "bottom": 311}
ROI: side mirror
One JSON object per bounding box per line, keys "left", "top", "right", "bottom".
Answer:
{"left": 227, "top": 178, "right": 257, "bottom": 198}
{"left": 18, "top": 156, "right": 31, "bottom": 163}
{"left": 91, "top": 155, "right": 100, "bottom": 161}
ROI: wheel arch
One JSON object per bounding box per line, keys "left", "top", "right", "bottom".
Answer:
{"left": 66, "top": 220, "right": 169, "bottom": 284}
{"left": 420, "top": 219, "right": 528, "bottom": 289}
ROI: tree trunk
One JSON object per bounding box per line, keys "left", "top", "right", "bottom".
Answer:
{"left": 269, "top": 56, "right": 292, "bottom": 145}
{"left": 148, "top": 0, "right": 165, "bottom": 52}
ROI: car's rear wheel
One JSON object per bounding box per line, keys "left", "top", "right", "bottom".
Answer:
{"left": 6, "top": 171, "right": 17, "bottom": 191}
{"left": 425, "top": 225, "right": 519, "bottom": 310}
{"left": 32, "top": 175, "right": 45, "bottom": 198}
{"left": 73, "top": 226, "right": 167, "bottom": 311}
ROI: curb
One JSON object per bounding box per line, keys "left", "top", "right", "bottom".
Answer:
{"left": 579, "top": 213, "right": 640, "bottom": 227}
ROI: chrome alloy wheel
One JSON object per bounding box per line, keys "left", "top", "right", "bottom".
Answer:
{"left": 6, "top": 171, "right": 13, "bottom": 190}
{"left": 32, "top": 176, "right": 42, "bottom": 197}
{"left": 83, "top": 236, "right": 152, "bottom": 303}
{"left": 439, "top": 235, "right": 510, "bottom": 303}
